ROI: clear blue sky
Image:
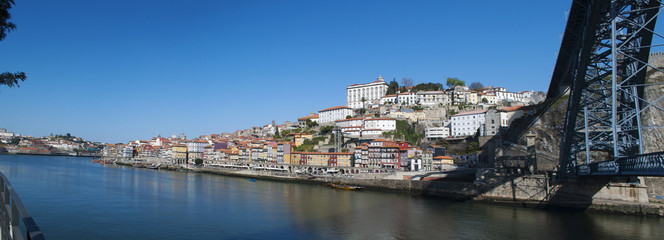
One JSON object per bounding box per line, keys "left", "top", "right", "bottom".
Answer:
{"left": 0, "top": 0, "right": 583, "bottom": 143}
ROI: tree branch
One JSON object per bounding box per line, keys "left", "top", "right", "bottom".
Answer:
{"left": 0, "top": 71, "right": 26, "bottom": 87}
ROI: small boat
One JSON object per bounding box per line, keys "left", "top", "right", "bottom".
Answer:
{"left": 91, "top": 158, "right": 101, "bottom": 163}
{"left": 248, "top": 179, "right": 256, "bottom": 182}
{"left": 329, "top": 182, "right": 364, "bottom": 190}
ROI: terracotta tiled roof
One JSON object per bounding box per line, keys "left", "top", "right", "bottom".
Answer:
{"left": 298, "top": 114, "right": 319, "bottom": 121}
{"left": 320, "top": 106, "right": 351, "bottom": 112}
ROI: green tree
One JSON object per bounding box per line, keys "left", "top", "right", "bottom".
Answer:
{"left": 411, "top": 82, "right": 443, "bottom": 92}
{"left": 194, "top": 158, "right": 203, "bottom": 165}
{"left": 386, "top": 78, "right": 399, "bottom": 95}
{"left": 306, "top": 119, "right": 318, "bottom": 128}
{"left": 274, "top": 126, "right": 280, "bottom": 137}
{"left": 346, "top": 115, "right": 352, "bottom": 119}
{"left": 469, "top": 82, "right": 484, "bottom": 90}
{"left": 446, "top": 77, "right": 465, "bottom": 88}
{"left": 481, "top": 97, "right": 488, "bottom": 103}
{"left": 0, "top": 0, "right": 25, "bottom": 89}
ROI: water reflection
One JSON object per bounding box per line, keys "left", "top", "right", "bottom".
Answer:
{"left": 0, "top": 155, "right": 661, "bottom": 240}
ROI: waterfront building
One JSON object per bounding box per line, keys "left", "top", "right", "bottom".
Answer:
{"left": 354, "top": 143, "right": 369, "bottom": 168}
{"left": 365, "top": 139, "right": 400, "bottom": 169}
{"left": 290, "top": 152, "right": 301, "bottom": 165}
{"left": 238, "top": 147, "right": 250, "bottom": 162}
{"left": 172, "top": 144, "right": 187, "bottom": 164}
{"left": 276, "top": 142, "right": 292, "bottom": 164}
{"left": 290, "top": 152, "right": 353, "bottom": 168}
{"left": 203, "top": 145, "right": 215, "bottom": 162}
{"left": 433, "top": 156, "right": 455, "bottom": 170}
{"left": 319, "top": 106, "right": 354, "bottom": 123}
{"left": 122, "top": 146, "right": 134, "bottom": 158}
{"left": 422, "top": 151, "right": 433, "bottom": 171}
{"left": 451, "top": 109, "right": 487, "bottom": 137}
{"left": 267, "top": 142, "right": 278, "bottom": 163}
{"left": 346, "top": 75, "right": 388, "bottom": 109}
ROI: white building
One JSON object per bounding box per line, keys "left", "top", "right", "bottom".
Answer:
{"left": 0, "top": 129, "right": 15, "bottom": 138}
{"left": 186, "top": 140, "right": 208, "bottom": 153}
{"left": 451, "top": 109, "right": 487, "bottom": 137}
{"left": 347, "top": 75, "right": 389, "bottom": 109}
{"left": 397, "top": 92, "right": 418, "bottom": 106}
{"left": 363, "top": 118, "right": 396, "bottom": 131}
{"left": 319, "top": 106, "right": 354, "bottom": 123}
{"left": 416, "top": 91, "right": 450, "bottom": 106}
{"left": 491, "top": 89, "right": 526, "bottom": 103}
{"left": 425, "top": 123, "right": 451, "bottom": 140}
{"left": 335, "top": 117, "right": 364, "bottom": 128}
{"left": 335, "top": 117, "right": 397, "bottom": 137}
{"left": 380, "top": 94, "right": 398, "bottom": 105}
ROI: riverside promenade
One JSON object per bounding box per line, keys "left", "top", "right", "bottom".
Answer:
{"left": 105, "top": 157, "right": 664, "bottom": 216}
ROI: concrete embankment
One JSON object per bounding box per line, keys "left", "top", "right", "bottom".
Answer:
{"left": 112, "top": 160, "right": 664, "bottom": 216}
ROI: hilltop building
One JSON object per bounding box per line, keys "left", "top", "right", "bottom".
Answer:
{"left": 347, "top": 75, "right": 388, "bottom": 109}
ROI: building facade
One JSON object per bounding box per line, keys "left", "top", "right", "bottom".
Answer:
{"left": 346, "top": 75, "right": 388, "bottom": 109}
{"left": 319, "top": 106, "right": 354, "bottom": 123}
{"left": 451, "top": 110, "right": 487, "bottom": 137}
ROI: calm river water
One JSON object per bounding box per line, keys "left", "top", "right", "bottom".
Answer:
{"left": 0, "top": 155, "right": 662, "bottom": 239}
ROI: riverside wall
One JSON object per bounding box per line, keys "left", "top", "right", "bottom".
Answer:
{"left": 111, "top": 158, "right": 664, "bottom": 216}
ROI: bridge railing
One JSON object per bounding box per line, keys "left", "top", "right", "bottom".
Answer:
{"left": 0, "top": 172, "right": 44, "bottom": 240}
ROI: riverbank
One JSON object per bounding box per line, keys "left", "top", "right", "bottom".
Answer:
{"left": 110, "top": 159, "right": 664, "bottom": 217}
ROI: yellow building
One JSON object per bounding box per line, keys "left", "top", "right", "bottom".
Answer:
{"left": 334, "top": 153, "right": 353, "bottom": 167}
{"left": 291, "top": 152, "right": 353, "bottom": 167}
{"left": 433, "top": 156, "right": 455, "bottom": 169}
{"left": 290, "top": 152, "right": 301, "bottom": 165}
{"left": 172, "top": 144, "right": 188, "bottom": 164}
{"left": 292, "top": 133, "right": 313, "bottom": 147}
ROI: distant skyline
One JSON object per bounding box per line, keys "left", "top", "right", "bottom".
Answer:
{"left": 0, "top": 0, "right": 634, "bottom": 143}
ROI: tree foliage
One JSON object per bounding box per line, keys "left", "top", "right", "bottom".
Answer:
{"left": 446, "top": 77, "right": 464, "bottom": 88}
{"left": 0, "top": 0, "right": 25, "bottom": 89}
{"left": 469, "top": 82, "right": 484, "bottom": 90}
{"left": 386, "top": 78, "right": 399, "bottom": 95}
{"left": 411, "top": 82, "right": 443, "bottom": 92}
{"left": 392, "top": 120, "right": 423, "bottom": 145}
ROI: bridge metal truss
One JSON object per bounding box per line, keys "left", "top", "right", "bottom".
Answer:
{"left": 558, "top": 0, "right": 664, "bottom": 177}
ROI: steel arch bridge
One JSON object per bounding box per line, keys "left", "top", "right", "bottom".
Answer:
{"left": 545, "top": 0, "right": 664, "bottom": 177}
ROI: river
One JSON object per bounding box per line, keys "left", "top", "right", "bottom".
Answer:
{"left": 0, "top": 155, "right": 661, "bottom": 239}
